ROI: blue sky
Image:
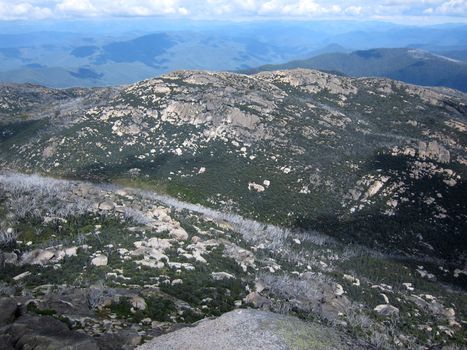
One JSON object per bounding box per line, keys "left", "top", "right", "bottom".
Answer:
{"left": 0, "top": 0, "right": 466, "bottom": 23}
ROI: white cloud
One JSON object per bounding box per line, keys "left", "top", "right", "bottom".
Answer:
{"left": 56, "top": 0, "right": 96, "bottom": 15}
{"left": 427, "top": 0, "right": 467, "bottom": 15}
{"left": 0, "top": 1, "right": 53, "bottom": 20}
{"left": 0, "top": 0, "right": 465, "bottom": 20}
{"left": 345, "top": 6, "right": 363, "bottom": 16}
{"left": 257, "top": 0, "right": 343, "bottom": 16}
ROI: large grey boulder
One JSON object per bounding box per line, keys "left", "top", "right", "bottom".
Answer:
{"left": 21, "top": 249, "right": 55, "bottom": 265}
{"left": 0, "top": 297, "right": 18, "bottom": 327}
{"left": 0, "top": 336, "right": 14, "bottom": 350}
{"left": 95, "top": 329, "right": 142, "bottom": 350}
{"left": 137, "top": 309, "right": 361, "bottom": 350}
{"left": 4, "top": 314, "right": 99, "bottom": 350}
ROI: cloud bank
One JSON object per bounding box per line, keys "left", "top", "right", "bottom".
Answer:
{"left": 0, "top": 0, "right": 466, "bottom": 21}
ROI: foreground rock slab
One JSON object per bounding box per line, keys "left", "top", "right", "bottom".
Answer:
{"left": 4, "top": 314, "right": 98, "bottom": 350}
{"left": 137, "top": 309, "right": 360, "bottom": 350}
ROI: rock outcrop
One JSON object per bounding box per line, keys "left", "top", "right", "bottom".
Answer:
{"left": 137, "top": 309, "right": 360, "bottom": 350}
{"left": 2, "top": 314, "right": 99, "bottom": 350}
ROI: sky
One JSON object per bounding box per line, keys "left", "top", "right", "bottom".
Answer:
{"left": 0, "top": 0, "right": 466, "bottom": 23}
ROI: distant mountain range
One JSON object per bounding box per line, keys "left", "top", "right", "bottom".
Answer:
{"left": 0, "top": 21, "right": 466, "bottom": 88}
{"left": 241, "top": 48, "right": 467, "bottom": 92}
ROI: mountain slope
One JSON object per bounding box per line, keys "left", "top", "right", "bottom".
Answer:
{"left": 1, "top": 69, "right": 466, "bottom": 267}
{"left": 242, "top": 48, "right": 467, "bottom": 92}
{"left": 1, "top": 172, "right": 464, "bottom": 349}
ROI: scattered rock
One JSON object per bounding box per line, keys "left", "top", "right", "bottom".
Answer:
{"left": 248, "top": 182, "right": 265, "bottom": 192}
{"left": 13, "top": 271, "right": 31, "bottom": 281}
{"left": 334, "top": 284, "right": 345, "bottom": 296}
{"left": 343, "top": 274, "right": 360, "bottom": 286}
{"left": 91, "top": 255, "right": 108, "bottom": 267}
{"left": 453, "top": 268, "right": 466, "bottom": 278}
{"left": 211, "top": 272, "right": 235, "bottom": 281}
{"left": 0, "top": 297, "right": 18, "bottom": 326}
{"left": 170, "top": 227, "right": 189, "bottom": 241}
{"left": 418, "top": 141, "right": 450, "bottom": 163}
{"left": 98, "top": 201, "right": 115, "bottom": 211}
{"left": 374, "top": 304, "right": 399, "bottom": 317}
{"left": 254, "top": 280, "right": 266, "bottom": 293}
{"left": 416, "top": 267, "right": 436, "bottom": 281}
{"left": 380, "top": 293, "right": 389, "bottom": 304}
{"left": 131, "top": 296, "right": 147, "bottom": 311}
{"left": 402, "top": 282, "right": 414, "bottom": 291}
{"left": 21, "top": 249, "right": 55, "bottom": 265}
{"left": 64, "top": 247, "right": 78, "bottom": 257}
{"left": 244, "top": 292, "right": 271, "bottom": 309}
{"left": 3, "top": 252, "right": 18, "bottom": 265}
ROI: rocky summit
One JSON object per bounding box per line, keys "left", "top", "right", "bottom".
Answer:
{"left": 0, "top": 69, "right": 466, "bottom": 349}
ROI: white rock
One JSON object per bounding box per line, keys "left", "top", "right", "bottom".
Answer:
{"left": 134, "top": 241, "right": 144, "bottom": 248}
{"left": 142, "top": 317, "right": 152, "bottom": 325}
{"left": 13, "top": 271, "right": 31, "bottom": 281}
{"left": 402, "top": 282, "right": 414, "bottom": 291}
{"left": 147, "top": 250, "right": 169, "bottom": 262}
{"left": 255, "top": 280, "right": 266, "bottom": 293}
{"left": 170, "top": 228, "right": 189, "bottom": 241}
{"left": 22, "top": 249, "right": 55, "bottom": 265}
{"left": 98, "top": 201, "right": 115, "bottom": 211}
{"left": 131, "top": 296, "right": 147, "bottom": 311}
{"left": 416, "top": 268, "right": 436, "bottom": 281}
{"left": 212, "top": 272, "right": 235, "bottom": 280}
{"left": 198, "top": 167, "right": 206, "bottom": 174}
{"left": 147, "top": 238, "right": 172, "bottom": 250}
{"left": 91, "top": 255, "right": 108, "bottom": 267}
{"left": 366, "top": 179, "right": 388, "bottom": 198}
{"left": 444, "top": 308, "right": 455, "bottom": 319}
{"left": 172, "top": 279, "right": 183, "bottom": 285}
{"left": 136, "top": 260, "right": 165, "bottom": 269}
{"left": 334, "top": 284, "right": 345, "bottom": 296}
{"left": 374, "top": 304, "right": 399, "bottom": 316}
{"left": 343, "top": 274, "right": 360, "bottom": 286}
{"left": 65, "top": 247, "right": 78, "bottom": 257}
{"left": 248, "top": 182, "right": 265, "bottom": 192}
